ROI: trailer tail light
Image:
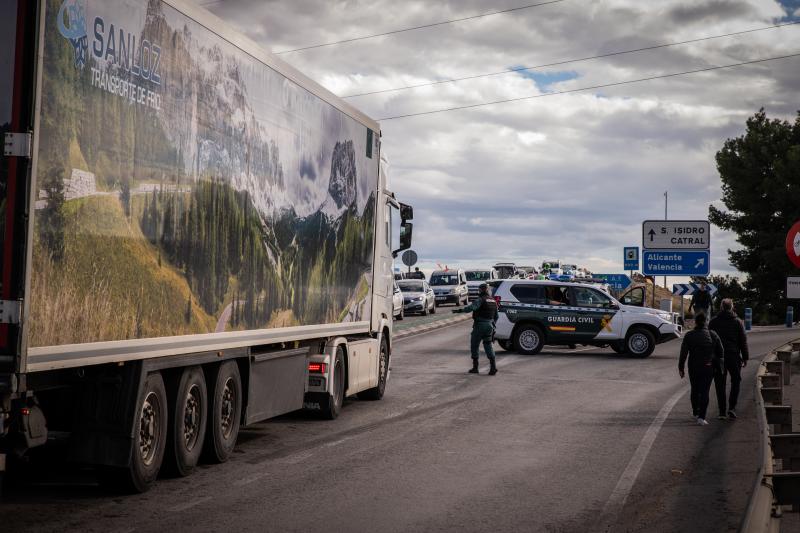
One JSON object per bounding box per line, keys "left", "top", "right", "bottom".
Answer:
{"left": 20, "top": 407, "right": 30, "bottom": 416}
{"left": 308, "top": 362, "right": 327, "bottom": 374}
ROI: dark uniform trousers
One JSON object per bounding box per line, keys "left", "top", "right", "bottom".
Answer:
{"left": 470, "top": 320, "right": 496, "bottom": 361}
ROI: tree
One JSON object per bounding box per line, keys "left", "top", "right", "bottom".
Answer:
{"left": 40, "top": 167, "right": 66, "bottom": 262}
{"left": 709, "top": 109, "right": 800, "bottom": 323}
{"left": 120, "top": 175, "right": 131, "bottom": 219}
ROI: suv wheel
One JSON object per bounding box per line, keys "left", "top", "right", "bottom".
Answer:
{"left": 626, "top": 327, "right": 655, "bottom": 358}
{"left": 514, "top": 324, "right": 545, "bottom": 355}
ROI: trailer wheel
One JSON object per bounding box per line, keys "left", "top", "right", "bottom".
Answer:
{"left": 167, "top": 366, "right": 207, "bottom": 477}
{"left": 321, "top": 348, "right": 345, "bottom": 419}
{"left": 106, "top": 372, "right": 167, "bottom": 493}
{"left": 203, "top": 361, "right": 242, "bottom": 463}
{"left": 359, "top": 337, "right": 389, "bottom": 401}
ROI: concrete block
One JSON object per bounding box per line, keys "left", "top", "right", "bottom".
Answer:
{"left": 765, "top": 405, "right": 793, "bottom": 434}
{"left": 760, "top": 373, "right": 782, "bottom": 389}
{"left": 761, "top": 387, "right": 783, "bottom": 405}
{"left": 772, "top": 472, "right": 800, "bottom": 505}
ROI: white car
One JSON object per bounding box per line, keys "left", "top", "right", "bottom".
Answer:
{"left": 398, "top": 279, "right": 436, "bottom": 315}
{"left": 491, "top": 280, "right": 681, "bottom": 357}
{"left": 392, "top": 281, "right": 404, "bottom": 320}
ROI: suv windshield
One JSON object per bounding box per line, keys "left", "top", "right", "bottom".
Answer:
{"left": 398, "top": 281, "right": 425, "bottom": 292}
{"left": 430, "top": 274, "right": 459, "bottom": 286}
{"left": 465, "top": 271, "right": 491, "bottom": 281}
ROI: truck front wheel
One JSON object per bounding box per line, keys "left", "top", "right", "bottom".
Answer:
{"left": 626, "top": 328, "right": 656, "bottom": 358}
{"left": 359, "top": 338, "right": 389, "bottom": 401}
{"left": 203, "top": 361, "right": 242, "bottom": 463}
{"left": 321, "top": 348, "right": 345, "bottom": 419}
{"left": 167, "top": 366, "right": 207, "bottom": 477}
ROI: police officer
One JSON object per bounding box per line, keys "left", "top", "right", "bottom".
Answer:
{"left": 453, "top": 283, "right": 499, "bottom": 375}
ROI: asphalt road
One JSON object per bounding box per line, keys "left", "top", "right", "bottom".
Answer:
{"left": 3, "top": 324, "right": 799, "bottom": 533}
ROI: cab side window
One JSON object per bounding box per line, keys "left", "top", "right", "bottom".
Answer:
{"left": 510, "top": 285, "right": 546, "bottom": 304}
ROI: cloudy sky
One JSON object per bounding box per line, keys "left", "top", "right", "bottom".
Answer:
{"left": 195, "top": 0, "right": 799, "bottom": 279}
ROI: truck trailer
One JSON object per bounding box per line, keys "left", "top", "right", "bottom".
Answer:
{"left": 0, "top": 0, "right": 412, "bottom": 492}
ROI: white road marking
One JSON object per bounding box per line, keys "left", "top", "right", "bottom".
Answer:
{"left": 234, "top": 471, "right": 270, "bottom": 486}
{"left": 169, "top": 496, "right": 212, "bottom": 513}
{"left": 602, "top": 386, "right": 686, "bottom": 516}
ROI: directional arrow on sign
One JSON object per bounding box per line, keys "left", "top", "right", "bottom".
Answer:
{"left": 648, "top": 229, "right": 656, "bottom": 242}
{"left": 694, "top": 257, "right": 704, "bottom": 269}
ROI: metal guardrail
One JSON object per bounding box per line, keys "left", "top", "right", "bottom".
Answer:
{"left": 741, "top": 339, "right": 800, "bottom": 532}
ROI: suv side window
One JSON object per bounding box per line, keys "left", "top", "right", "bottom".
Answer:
{"left": 570, "top": 287, "right": 613, "bottom": 308}
{"left": 510, "top": 285, "right": 547, "bottom": 304}
{"left": 545, "top": 286, "right": 569, "bottom": 306}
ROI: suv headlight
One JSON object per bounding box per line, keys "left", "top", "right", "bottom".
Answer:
{"left": 448, "top": 288, "right": 456, "bottom": 294}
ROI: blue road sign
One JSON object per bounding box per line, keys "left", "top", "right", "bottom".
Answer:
{"left": 643, "top": 250, "right": 710, "bottom": 276}
{"left": 623, "top": 247, "right": 639, "bottom": 271}
{"left": 594, "top": 274, "right": 632, "bottom": 291}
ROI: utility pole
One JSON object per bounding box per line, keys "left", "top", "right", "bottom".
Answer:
{"left": 663, "top": 191, "right": 668, "bottom": 293}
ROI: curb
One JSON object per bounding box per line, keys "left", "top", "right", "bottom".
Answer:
{"left": 741, "top": 338, "right": 800, "bottom": 533}
{"left": 395, "top": 314, "right": 470, "bottom": 341}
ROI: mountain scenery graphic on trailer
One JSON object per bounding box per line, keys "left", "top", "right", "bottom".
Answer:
{"left": 30, "top": 0, "right": 378, "bottom": 347}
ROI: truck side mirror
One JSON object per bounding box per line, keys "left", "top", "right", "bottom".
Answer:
{"left": 399, "top": 203, "right": 413, "bottom": 223}
{"left": 392, "top": 222, "right": 412, "bottom": 258}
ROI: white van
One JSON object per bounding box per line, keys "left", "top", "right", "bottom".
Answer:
{"left": 429, "top": 269, "right": 469, "bottom": 306}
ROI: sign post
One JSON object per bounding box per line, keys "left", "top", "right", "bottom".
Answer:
{"left": 786, "top": 221, "right": 800, "bottom": 268}
{"left": 594, "top": 274, "right": 632, "bottom": 292}
{"left": 624, "top": 246, "right": 639, "bottom": 275}
{"left": 643, "top": 220, "right": 711, "bottom": 280}
{"left": 401, "top": 249, "right": 418, "bottom": 275}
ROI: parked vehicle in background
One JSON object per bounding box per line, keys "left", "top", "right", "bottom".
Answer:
{"left": 430, "top": 269, "right": 469, "bottom": 305}
{"left": 492, "top": 280, "right": 681, "bottom": 357}
{"left": 392, "top": 281, "right": 405, "bottom": 320}
{"left": 0, "top": 0, "right": 413, "bottom": 494}
{"left": 465, "top": 268, "right": 499, "bottom": 301}
{"left": 398, "top": 280, "right": 436, "bottom": 315}
{"left": 493, "top": 262, "right": 518, "bottom": 279}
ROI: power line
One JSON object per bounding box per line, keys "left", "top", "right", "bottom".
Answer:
{"left": 272, "top": 0, "right": 568, "bottom": 55}
{"left": 377, "top": 52, "right": 800, "bottom": 121}
{"left": 344, "top": 21, "right": 800, "bottom": 98}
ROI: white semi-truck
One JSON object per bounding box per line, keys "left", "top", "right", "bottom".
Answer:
{"left": 0, "top": 0, "right": 412, "bottom": 492}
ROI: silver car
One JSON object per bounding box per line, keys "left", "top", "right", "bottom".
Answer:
{"left": 392, "top": 281, "right": 404, "bottom": 320}
{"left": 398, "top": 280, "right": 436, "bottom": 315}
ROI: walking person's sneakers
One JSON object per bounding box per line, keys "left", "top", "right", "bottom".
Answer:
{"left": 697, "top": 418, "right": 709, "bottom": 426}
{"left": 717, "top": 414, "right": 727, "bottom": 420}
{"left": 727, "top": 410, "right": 737, "bottom": 419}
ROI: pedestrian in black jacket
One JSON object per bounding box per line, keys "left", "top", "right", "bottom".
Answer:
{"left": 709, "top": 298, "right": 750, "bottom": 419}
{"left": 678, "top": 313, "right": 724, "bottom": 426}
{"left": 689, "top": 281, "right": 713, "bottom": 318}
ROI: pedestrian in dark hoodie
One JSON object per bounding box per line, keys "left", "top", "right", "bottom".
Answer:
{"left": 678, "top": 312, "right": 724, "bottom": 426}
{"left": 709, "top": 298, "right": 750, "bottom": 419}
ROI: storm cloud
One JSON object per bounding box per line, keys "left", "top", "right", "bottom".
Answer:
{"left": 198, "top": 0, "right": 800, "bottom": 278}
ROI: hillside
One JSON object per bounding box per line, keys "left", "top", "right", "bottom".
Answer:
{"left": 28, "top": 195, "right": 217, "bottom": 347}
